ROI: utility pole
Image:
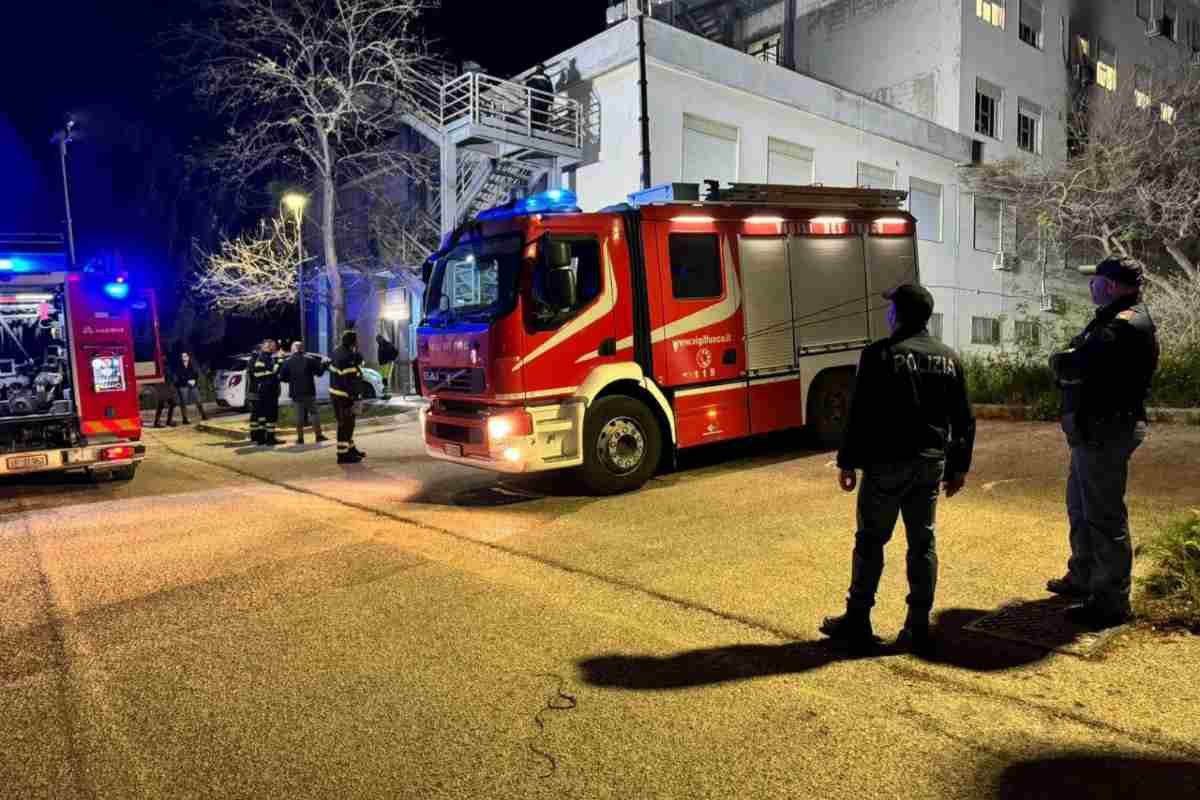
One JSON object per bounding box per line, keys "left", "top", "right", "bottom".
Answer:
{"left": 50, "top": 120, "right": 77, "bottom": 267}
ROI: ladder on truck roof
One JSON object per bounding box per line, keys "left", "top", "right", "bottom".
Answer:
{"left": 628, "top": 182, "right": 908, "bottom": 210}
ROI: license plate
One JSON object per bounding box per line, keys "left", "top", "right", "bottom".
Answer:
{"left": 443, "top": 444, "right": 463, "bottom": 457}
{"left": 7, "top": 454, "right": 49, "bottom": 471}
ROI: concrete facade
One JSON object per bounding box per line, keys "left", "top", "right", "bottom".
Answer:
{"left": 545, "top": 16, "right": 1059, "bottom": 352}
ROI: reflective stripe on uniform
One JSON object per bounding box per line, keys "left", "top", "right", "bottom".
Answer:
{"left": 337, "top": 443, "right": 350, "bottom": 451}
{"left": 330, "top": 388, "right": 350, "bottom": 398}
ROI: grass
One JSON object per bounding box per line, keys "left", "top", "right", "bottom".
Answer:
{"left": 1136, "top": 510, "right": 1200, "bottom": 632}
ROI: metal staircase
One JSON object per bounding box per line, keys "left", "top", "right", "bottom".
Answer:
{"left": 398, "top": 60, "right": 584, "bottom": 239}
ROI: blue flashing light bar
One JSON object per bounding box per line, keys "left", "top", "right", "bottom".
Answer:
{"left": 0, "top": 255, "right": 66, "bottom": 274}
{"left": 476, "top": 189, "right": 581, "bottom": 222}
{"left": 103, "top": 277, "right": 131, "bottom": 300}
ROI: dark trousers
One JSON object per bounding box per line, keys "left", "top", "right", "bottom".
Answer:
{"left": 293, "top": 397, "right": 323, "bottom": 440}
{"left": 846, "top": 457, "right": 944, "bottom": 624}
{"left": 153, "top": 385, "right": 176, "bottom": 426}
{"left": 251, "top": 390, "right": 280, "bottom": 443}
{"left": 333, "top": 396, "right": 356, "bottom": 455}
{"left": 1063, "top": 417, "right": 1146, "bottom": 615}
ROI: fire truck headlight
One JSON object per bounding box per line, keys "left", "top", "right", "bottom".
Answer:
{"left": 488, "top": 417, "right": 513, "bottom": 439}
{"left": 487, "top": 411, "right": 533, "bottom": 441}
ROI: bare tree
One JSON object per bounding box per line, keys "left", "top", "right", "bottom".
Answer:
{"left": 193, "top": 215, "right": 312, "bottom": 314}
{"left": 177, "top": 0, "right": 437, "bottom": 336}
{"left": 962, "top": 64, "right": 1200, "bottom": 348}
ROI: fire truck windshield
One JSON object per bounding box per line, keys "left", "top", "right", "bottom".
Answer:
{"left": 424, "top": 234, "right": 523, "bottom": 326}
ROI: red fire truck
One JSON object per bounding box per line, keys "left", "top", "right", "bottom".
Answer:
{"left": 0, "top": 234, "right": 148, "bottom": 480}
{"left": 418, "top": 182, "right": 918, "bottom": 494}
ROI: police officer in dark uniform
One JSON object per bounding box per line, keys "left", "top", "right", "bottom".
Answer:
{"left": 1047, "top": 256, "right": 1158, "bottom": 629}
{"left": 251, "top": 339, "right": 282, "bottom": 446}
{"left": 820, "top": 285, "right": 976, "bottom": 654}
{"left": 330, "top": 330, "right": 366, "bottom": 464}
{"left": 524, "top": 63, "right": 554, "bottom": 132}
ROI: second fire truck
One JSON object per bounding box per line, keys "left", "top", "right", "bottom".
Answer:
{"left": 418, "top": 182, "right": 919, "bottom": 494}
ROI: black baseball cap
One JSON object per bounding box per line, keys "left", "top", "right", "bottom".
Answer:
{"left": 1079, "top": 256, "right": 1144, "bottom": 286}
{"left": 883, "top": 283, "right": 935, "bottom": 325}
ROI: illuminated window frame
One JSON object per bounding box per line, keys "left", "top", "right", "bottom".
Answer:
{"left": 1096, "top": 39, "right": 1117, "bottom": 92}
{"left": 977, "top": 0, "right": 1006, "bottom": 29}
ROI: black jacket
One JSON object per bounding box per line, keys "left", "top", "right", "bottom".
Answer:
{"left": 280, "top": 352, "right": 326, "bottom": 399}
{"left": 377, "top": 338, "right": 399, "bottom": 364}
{"left": 250, "top": 351, "right": 281, "bottom": 396}
{"left": 172, "top": 362, "right": 199, "bottom": 388}
{"left": 1051, "top": 295, "right": 1159, "bottom": 423}
{"left": 837, "top": 327, "right": 976, "bottom": 475}
{"left": 329, "top": 346, "right": 364, "bottom": 401}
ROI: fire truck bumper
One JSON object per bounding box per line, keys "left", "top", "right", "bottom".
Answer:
{"left": 421, "top": 400, "right": 586, "bottom": 474}
{"left": 0, "top": 442, "right": 147, "bottom": 477}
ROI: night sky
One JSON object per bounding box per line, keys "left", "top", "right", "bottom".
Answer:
{"left": 0, "top": 0, "right": 605, "bottom": 337}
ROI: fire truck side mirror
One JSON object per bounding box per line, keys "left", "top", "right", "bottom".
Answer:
{"left": 546, "top": 240, "right": 572, "bottom": 269}
{"left": 546, "top": 266, "right": 578, "bottom": 311}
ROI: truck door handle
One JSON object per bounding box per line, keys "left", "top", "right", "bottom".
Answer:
{"left": 723, "top": 348, "right": 737, "bottom": 365}
{"left": 599, "top": 337, "right": 617, "bottom": 356}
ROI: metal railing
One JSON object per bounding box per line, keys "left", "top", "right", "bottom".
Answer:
{"left": 441, "top": 72, "right": 582, "bottom": 150}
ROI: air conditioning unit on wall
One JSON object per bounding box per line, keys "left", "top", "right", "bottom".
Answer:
{"left": 992, "top": 252, "right": 1019, "bottom": 271}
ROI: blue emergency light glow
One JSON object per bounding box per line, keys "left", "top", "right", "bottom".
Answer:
{"left": 0, "top": 259, "right": 11, "bottom": 271}
{"left": 103, "top": 281, "right": 130, "bottom": 300}
{"left": 476, "top": 189, "right": 581, "bottom": 221}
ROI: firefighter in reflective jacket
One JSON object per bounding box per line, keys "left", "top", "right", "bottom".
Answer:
{"left": 330, "top": 330, "right": 366, "bottom": 464}
{"left": 251, "top": 339, "right": 282, "bottom": 446}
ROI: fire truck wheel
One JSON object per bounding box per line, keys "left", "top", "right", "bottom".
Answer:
{"left": 579, "top": 395, "right": 662, "bottom": 495}
{"left": 809, "top": 369, "right": 856, "bottom": 449}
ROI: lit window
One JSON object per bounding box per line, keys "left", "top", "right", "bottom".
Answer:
{"left": 1137, "top": 90, "right": 1153, "bottom": 109}
{"left": 1096, "top": 39, "right": 1117, "bottom": 91}
{"left": 1135, "top": 66, "right": 1152, "bottom": 109}
{"left": 1017, "top": 99, "right": 1041, "bottom": 154}
{"left": 977, "top": 0, "right": 1005, "bottom": 28}
{"left": 1019, "top": 0, "right": 1043, "bottom": 48}
{"left": 1162, "top": 103, "right": 1177, "bottom": 124}
{"left": 1077, "top": 35, "right": 1090, "bottom": 61}
{"left": 975, "top": 79, "right": 1002, "bottom": 139}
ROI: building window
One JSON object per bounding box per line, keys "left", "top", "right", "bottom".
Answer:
{"left": 975, "top": 196, "right": 1003, "bottom": 253}
{"left": 972, "top": 317, "right": 1001, "bottom": 345}
{"left": 929, "top": 312, "right": 944, "bottom": 341}
{"left": 1097, "top": 39, "right": 1117, "bottom": 91}
{"left": 767, "top": 138, "right": 814, "bottom": 186}
{"left": 1019, "top": 0, "right": 1043, "bottom": 47}
{"left": 1164, "top": 0, "right": 1177, "bottom": 40}
{"left": 1162, "top": 103, "right": 1177, "bottom": 124}
{"left": 1135, "top": 66, "right": 1153, "bottom": 109}
{"left": 1017, "top": 99, "right": 1042, "bottom": 154}
{"left": 748, "top": 33, "right": 781, "bottom": 64}
{"left": 1015, "top": 320, "right": 1041, "bottom": 347}
{"left": 977, "top": 0, "right": 1005, "bottom": 29}
{"left": 909, "top": 177, "right": 943, "bottom": 242}
{"left": 975, "top": 79, "right": 1002, "bottom": 139}
{"left": 1137, "top": 0, "right": 1151, "bottom": 21}
{"left": 1076, "top": 34, "right": 1091, "bottom": 62}
{"left": 668, "top": 233, "right": 723, "bottom": 299}
{"left": 682, "top": 114, "right": 739, "bottom": 186}
{"left": 857, "top": 162, "right": 896, "bottom": 190}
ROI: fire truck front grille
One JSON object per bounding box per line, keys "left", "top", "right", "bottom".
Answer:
{"left": 431, "top": 422, "right": 483, "bottom": 445}
{"left": 423, "top": 367, "right": 486, "bottom": 393}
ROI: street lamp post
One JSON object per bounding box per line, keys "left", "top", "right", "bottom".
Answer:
{"left": 282, "top": 192, "right": 309, "bottom": 347}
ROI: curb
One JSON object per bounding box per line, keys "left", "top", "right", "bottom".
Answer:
{"left": 196, "top": 405, "right": 424, "bottom": 441}
{"left": 972, "top": 404, "right": 1200, "bottom": 425}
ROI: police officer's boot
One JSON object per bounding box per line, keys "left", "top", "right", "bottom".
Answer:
{"left": 896, "top": 612, "right": 934, "bottom": 656}
{"left": 819, "top": 609, "right": 877, "bottom": 653}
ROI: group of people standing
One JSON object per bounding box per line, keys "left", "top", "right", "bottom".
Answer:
{"left": 245, "top": 330, "right": 369, "bottom": 464}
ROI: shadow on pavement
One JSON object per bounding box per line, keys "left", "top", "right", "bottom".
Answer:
{"left": 914, "top": 604, "right": 1065, "bottom": 671}
{"left": 984, "top": 753, "right": 1200, "bottom": 799}
{"left": 577, "top": 640, "right": 885, "bottom": 690}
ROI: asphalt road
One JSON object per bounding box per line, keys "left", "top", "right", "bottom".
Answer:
{"left": 2, "top": 415, "right": 1200, "bottom": 799}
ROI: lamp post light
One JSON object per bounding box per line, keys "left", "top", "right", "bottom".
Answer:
{"left": 282, "top": 192, "right": 309, "bottom": 347}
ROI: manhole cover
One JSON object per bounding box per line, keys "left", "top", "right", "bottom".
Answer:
{"left": 963, "top": 597, "right": 1127, "bottom": 657}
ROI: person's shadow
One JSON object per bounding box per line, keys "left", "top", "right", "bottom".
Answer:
{"left": 577, "top": 602, "right": 1071, "bottom": 691}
